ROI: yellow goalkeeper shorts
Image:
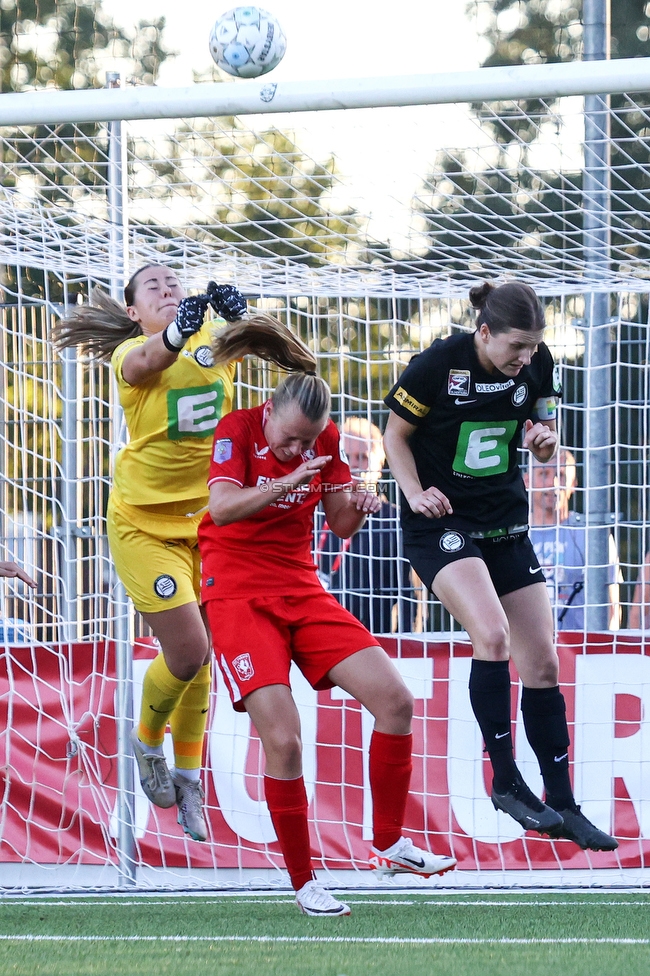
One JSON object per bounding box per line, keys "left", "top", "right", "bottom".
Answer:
{"left": 107, "top": 493, "right": 206, "bottom": 614}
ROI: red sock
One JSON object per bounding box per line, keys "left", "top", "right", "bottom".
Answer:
{"left": 370, "top": 731, "right": 413, "bottom": 852}
{"left": 264, "top": 775, "right": 314, "bottom": 892}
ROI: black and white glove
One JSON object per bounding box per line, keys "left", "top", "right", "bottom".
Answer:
{"left": 162, "top": 294, "right": 211, "bottom": 352}
{"left": 206, "top": 282, "right": 247, "bottom": 322}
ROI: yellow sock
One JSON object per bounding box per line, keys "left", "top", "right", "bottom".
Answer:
{"left": 137, "top": 654, "right": 190, "bottom": 748}
{"left": 169, "top": 663, "right": 211, "bottom": 771}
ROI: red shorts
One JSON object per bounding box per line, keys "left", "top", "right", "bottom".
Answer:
{"left": 205, "top": 587, "right": 381, "bottom": 711}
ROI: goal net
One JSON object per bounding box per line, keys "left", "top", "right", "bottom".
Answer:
{"left": 0, "top": 63, "right": 649, "bottom": 890}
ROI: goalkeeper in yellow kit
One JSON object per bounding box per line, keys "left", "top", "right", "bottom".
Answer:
{"left": 53, "top": 264, "right": 310, "bottom": 841}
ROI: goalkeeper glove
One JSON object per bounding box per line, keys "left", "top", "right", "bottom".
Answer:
{"left": 162, "top": 294, "right": 211, "bottom": 352}
{"left": 206, "top": 282, "right": 247, "bottom": 322}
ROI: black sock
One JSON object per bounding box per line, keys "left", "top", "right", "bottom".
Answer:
{"left": 469, "top": 659, "right": 519, "bottom": 792}
{"left": 520, "top": 685, "right": 575, "bottom": 811}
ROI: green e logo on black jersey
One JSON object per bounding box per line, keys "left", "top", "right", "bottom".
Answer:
{"left": 453, "top": 420, "right": 518, "bottom": 476}
{"left": 167, "top": 381, "right": 226, "bottom": 439}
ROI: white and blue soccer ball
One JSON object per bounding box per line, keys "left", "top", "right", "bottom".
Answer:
{"left": 209, "top": 6, "right": 287, "bottom": 79}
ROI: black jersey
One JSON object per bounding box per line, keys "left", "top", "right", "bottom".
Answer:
{"left": 384, "top": 331, "right": 561, "bottom": 535}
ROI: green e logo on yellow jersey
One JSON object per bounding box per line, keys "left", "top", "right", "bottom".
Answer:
{"left": 453, "top": 420, "right": 518, "bottom": 476}
{"left": 167, "top": 381, "right": 226, "bottom": 439}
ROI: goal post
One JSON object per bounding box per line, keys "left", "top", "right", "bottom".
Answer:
{"left": 0, "top": 58, "right": 649, "bottom": 890}
{"left": 0, "top": 57, "right": 650, "bottom": 126}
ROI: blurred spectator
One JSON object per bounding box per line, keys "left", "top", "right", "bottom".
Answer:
{"left": 629, "top": 550, "right": 650, "bottom": 629}
{"left": 316, "top": 417, "right": 416, "bottom": 634}
{"left": 525, "top": 450, "right": 621, "bottom": 630}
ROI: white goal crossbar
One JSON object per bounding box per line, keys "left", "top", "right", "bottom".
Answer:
{"left": 1, "top": 57, "right": 649, "bottom": 126}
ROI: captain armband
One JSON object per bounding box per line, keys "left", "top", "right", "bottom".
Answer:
{"left": 532, "top": 396, "right": 559, "bottom": 422}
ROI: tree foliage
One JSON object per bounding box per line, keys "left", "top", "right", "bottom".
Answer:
{"left": 471, "top": 1, "right": 650, "bottom": 140}
{"left": 0, "top": 2, "right": 175, "bottom": 296}
{"left": 409, "top": 2, "right": 650, "bottom": 276}
{"left": 0, "top": 0, "right": 169, "bottom": 92}
{"left": 475, "top": 0, "right": 649, "bottom": 68}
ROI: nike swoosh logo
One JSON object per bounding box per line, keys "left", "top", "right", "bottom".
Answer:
{"left": 454, "top": 398, "right": 477, "bottom": 405}
{"left": 401, "top": 856, "right": 426, "bottom": 868}
{"left": 495, "top": 731, "right": 510, "bottom": 739}
{"left": 149, "top": 705, "right": 168, "bottom": 714}
{"left": 554, "top": 753, "right": 568, "bottom": 763}
{"left": 201, "top": 708, "right": 209, "bottom": 714}
{"left": 529, "top": 566, "right": 542, "bottom": 574}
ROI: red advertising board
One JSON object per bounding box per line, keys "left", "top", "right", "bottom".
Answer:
{"left": 0, "top": 634, "right": 648, "bottom": 875}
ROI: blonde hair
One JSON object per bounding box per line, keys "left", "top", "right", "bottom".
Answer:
{"left": 271, "top": 372, "right": 331, "bottom": 423}
{"left": 342, "top": 416, "right": 383, "bottom": 446}
{"left": 52, "top": 264, "right": 174, "bottom": 361}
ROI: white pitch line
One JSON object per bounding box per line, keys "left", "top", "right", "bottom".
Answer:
{"left": 2, "top": 899, "right": 649, "bottom": 908}
{"left": 0, "top": 935, "right": 649, "bottom": 945}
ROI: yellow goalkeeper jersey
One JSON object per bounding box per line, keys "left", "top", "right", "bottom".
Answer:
{"left": 111, "top": 321, "right": 236, "bottom": 507}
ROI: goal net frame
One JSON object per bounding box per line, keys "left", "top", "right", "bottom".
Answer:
{"left": 0, "top": 57, "right": 649, "bottom": 891}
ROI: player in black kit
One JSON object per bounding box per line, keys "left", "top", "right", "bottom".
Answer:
{"left": 383, "top": 281, "right": 617, "bottom": 852}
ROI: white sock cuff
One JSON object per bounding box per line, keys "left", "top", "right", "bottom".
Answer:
{"left": 173, "top": 766, "right": 201, "bottom": 782}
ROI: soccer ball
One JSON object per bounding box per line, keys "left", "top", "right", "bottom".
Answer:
{"left": 209, "top": 6, "right": 287, "bottom": 79}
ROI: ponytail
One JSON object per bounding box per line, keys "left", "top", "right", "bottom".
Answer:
{"left": 210, "top": 313, "right": 317, "bottom": 373}
{"left": 468, "top": 281, "right": 494, "bottom": 314}
{"left": 51, "top": 287, "right": 142, "bottom": 362}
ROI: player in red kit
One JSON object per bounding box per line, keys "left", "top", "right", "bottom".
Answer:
{"left": 199, "top": 371, "right": 456, "bottom": 917}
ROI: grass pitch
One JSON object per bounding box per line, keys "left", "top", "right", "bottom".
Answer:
{"left": 0, "top": 890, "right": 648, "bottom": 976}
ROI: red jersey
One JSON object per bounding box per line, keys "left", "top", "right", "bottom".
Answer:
{"left": 199, "top": 403, "right": 353, "bottom": 599}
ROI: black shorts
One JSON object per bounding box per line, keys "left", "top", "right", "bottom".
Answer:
{"left": 404, "top": 527, "right": 544, "bottom": 598}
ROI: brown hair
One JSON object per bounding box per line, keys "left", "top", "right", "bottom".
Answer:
{"left": 51, "top": 263, "right": 167, "bottom": 362}
{"left": 51, "top": 286, "right": 142, "bottom": 362}
{"left": 210, "top": 314, "right": 316, "bottom": 373}
{"left": 271, "top": 372, "right": 331, "bottom": 423}
{"left": 469, "top": 281, "right": 545, "bottom": 335}
{"left": 52, "top": 264, "right": 318, "bottom": 373}
{"left": 124, "top": 264, "right": 161, "bottom": 306}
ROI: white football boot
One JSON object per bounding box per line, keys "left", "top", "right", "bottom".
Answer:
{"left": 369, "top": 836, "right": 457, "bottom": 878}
